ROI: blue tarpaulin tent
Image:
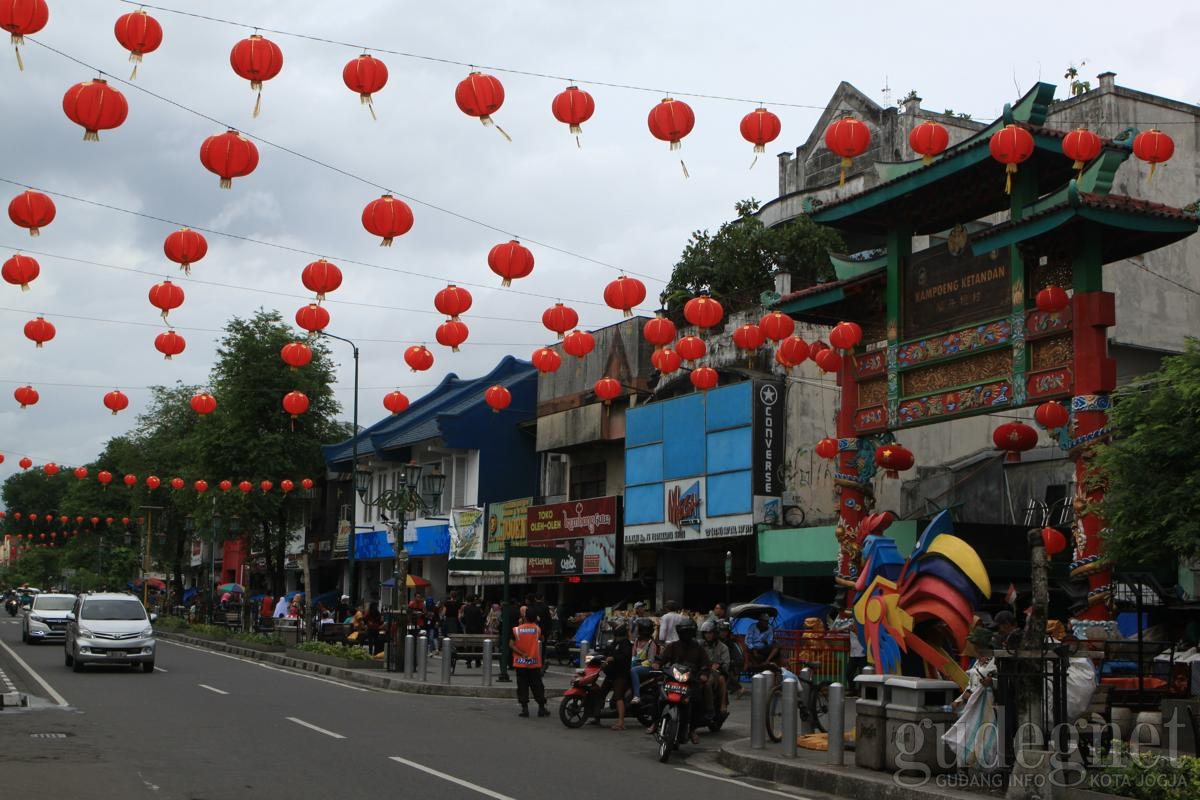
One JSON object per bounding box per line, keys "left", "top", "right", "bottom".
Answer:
{"left": 574, "top": 610, "right": 604, "bottom": 646}
{"left": 729, "top": 590, "right": 829, "bottom": 635}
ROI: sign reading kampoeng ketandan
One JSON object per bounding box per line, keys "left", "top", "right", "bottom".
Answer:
{"left": 903, "top": 244, "right": 1009, "bottom": 340}
{"left": 526, "top": 496, "right": 619, "bottom": 577}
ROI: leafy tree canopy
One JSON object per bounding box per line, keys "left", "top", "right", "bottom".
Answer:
{"left": 1092, "top": 338, "right": 1200, "bottom": 566}
{"left": 662, "top": 199, "right": 843, "bottom": 315}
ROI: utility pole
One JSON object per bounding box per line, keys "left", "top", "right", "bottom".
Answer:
{"left": 139, "top": 506, "right": 163, "bottom": 607}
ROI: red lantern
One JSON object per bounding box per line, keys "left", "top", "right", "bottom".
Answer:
{"left": 13, "top": 384, "right": 38, "bottom": 408}
{"left": 676, "top": 335, "right": 706, "bottom": 365}
{"left": 342, "top": 54, "right": 388, "bottom": 118}
{"left": 295, "top": 303, "right": 330, "bottom": 335}
{"left": 148, "top": 279, "right": 185, "bottom": 320}
{"left": 260, "top": 480, "right": 273, "bottom": 493}
{"left": 190, "top": 392, "right": 217, "bottom": 415}
{"left": 280, "top": 479, "right": 294, "bottom": 493}
{"left": 154, "top": 330, "right": 186, "bottom": 360}
{"left": 740, "top": 107, "right": 782, "bottom": 157}
{"left": 434, "top": 285, "right": 473, "bottom": 320}
{"left": 62, "top": 79, "right": 128, "bottom": 141}
{"left": 989, "top": 124, "right": 1035, "bottom": 194}
{"left": 642, "top": 315, "right": 677, "bottom": 350}
{"left": 382, "top": 390, "right": 409, "bottom": 415}
{"left": 551, "top": 85, "right": 595, "bottom": 141}
{"left": 97, "top": 470, "right": 113, "bottom": 486}
{"left": 238, "top": 480, "right": 252, "bottom": 494}
{"left": 301, "top": 478, "right": 314, "bottom": 491}
{"left": 594, "top": 377, "right": 622, "bottom": 404}
{"left": 219, "top": 480, "right": 232, "bottom": 492}
{"left": 435, "top": 319, "right": 469, "bottom": 352}
{"left": 647, "top": 97, "right": 695, "bottom": 151}
{"left": 1041, "top": 526, "right": 1068, "bottom": 556}
{"left": 0, "top": 0, "right": 48, "bottom": 70}
{"left": 230, "top": 34, "right": 283, "bottom": 117}
{"left": 102, "top": 390, "right": 129, "bottom": 415}
{"left": 603, "top": 276, "right": 647, "bottom": 317}
{"left": 542, "top": 303, "right": 578, "bottom": 339}
{"left": 8, "top": 190, "right": 56, "bottom": 236}
{"left": 301, "top": 259, "right": 342, "bottom": 300}
{"left": 488, "top": 240, "right": 535, "bottom": 287}
{"left": 194, "top": 479, "right": 209, "bottom": 493}
{"left": 908, "top": 121, "right": 949, "bottom": 164}
{"left": 484, "top": 385, "right": 511, "bottom": 413}
{"left": 651, "top": 347, "right": 682, "bottom": 375}
{"left": 455, "top": 71, "right": 506, "bottom": 131}
{"left": 282, "top": 390, "right": 310, "bottom": 418}
{"left": 814, "top": 348, "right": 843, "bottom": 373}
{"left": 23, "top": 315, "right": 54, "bottom": 347}
{"left": 199, "top": 129, "right": 260, "bottom": 189}
{"left": 281, "top": 341, "right": 312, "bottom": 370}
{"left": 759, "top": 311, "right": 795, "bottom": 343}
{"left": 361, "top": 194, "right": 414, "bottom": 246}
{"left": 1035, "top": 286, "right": 1069, "bottom": 314}
{"left": 404, "top": 345, "right": 434, "bottom": 372}
{"left": 690, "top": 367, "right": 718, "bottom": 391}
{"left": 809, "top": 341, "right": 830, "bottom": 363}
{"left": 163, "top": 228, "right": 208, "bottom": 276}
{"left": 875, "top": 443, "right": 915, "bottom": 479}
{"left": 562, "top": 329, "right": 595, "bottom": 360}
{"left": 531, "top": 347, "right": 562, "bottom": 374}
{"left": 1132, "top": 129, "right": 1174, "bottom": 180}
{"left": 2, "top": 253, "right": 40, "bottom": 290}
{"left": 993, "top": 421, "right": 1038, "bottom": 461}
{"left": 815, "top": 437, "right": 839, "bottom": 460}
{"left": 828, "top": 321, "right": 863, "bottom": 351}
{"left": 146, "top": 475, "right": 161, "bottom": 489}
{"left": 683, "top": 295, "right": 723, "bottom": 329}
{"left": 114, "top": 9, "right": 162, "bottom": 79}
{"left": 1062, "top": 128, "right": 1102, "bottom": 172}
{"left": 1034, "top": 401, "right": 1069, "bottom": 430}
{"left": 824, "top": 117, "right": 872, "bottom": 185}
{"left": 732, "top": 323, "right": 766, "bottom": 354}
{"left": 123, "top": 474, "right": 137, "bottom": 487}
{"left": 170, "top": 477, "right": 184, "bottom": 491}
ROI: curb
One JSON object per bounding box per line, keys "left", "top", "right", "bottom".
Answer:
{"left": 718, "top": 739, "right": 982, "bottom": 800}
{"left": 159, "top": 632, "right": 518, "bottom": 699}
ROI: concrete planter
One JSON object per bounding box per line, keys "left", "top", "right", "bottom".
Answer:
{"left": 186, "top": 632, "right": 229, "bottom": 643}
{"left": 287, "top": 649, "right": 383, "bottom": 670}
{"left": 231, "top": 639, "right": 286, "bottom": 653}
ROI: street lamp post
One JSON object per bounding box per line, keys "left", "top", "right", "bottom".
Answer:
{"left": 725, "top": 549, "right": 733, "bottom": 608}
{"left": 318, "top": 330, "right": 365, "bottom": 605}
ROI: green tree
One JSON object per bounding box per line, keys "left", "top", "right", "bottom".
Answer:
{"left": 1092, "top": 338, "right": 1200, "bottom": 566}
{"left": 1, "top": 469, "right": 70, "bottom": 587}
{"left": 662, "top": 199, "right": 843, "bottom": 315}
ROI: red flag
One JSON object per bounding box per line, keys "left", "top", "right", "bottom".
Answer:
{"left": 1005, "top": 583, "right": 1017, "bottom": 607}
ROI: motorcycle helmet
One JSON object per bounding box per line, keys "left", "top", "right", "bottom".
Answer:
{"left": 676, "top": 617, "right": 698, "bottom": 642}
{"left": 716, "top": 620, "right": 732, "bottom": 634}
{"left": 635, "top": 617, "right": 655, "bottom": 637}
{"left": 700, "top": 619, "right": 717, "bottom": 636}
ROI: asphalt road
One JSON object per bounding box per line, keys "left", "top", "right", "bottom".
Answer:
{"left": 0, "top": 616, "right": 824, "bottom": 800}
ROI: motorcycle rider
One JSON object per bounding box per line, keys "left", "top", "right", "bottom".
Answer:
{"left": 629, "top": 618, "right": 658, "bottom": 706}
{"left": 700, "top": 620, "right": 731, "bottom": 717}
{"left": 717, "top": 620, "right": 746, "bottom": 699}
{"left": 651, "top": 617, "right": 710, "bottom": 744}
{"left": 601, "top": 621, "right": 633, "bottom": 730}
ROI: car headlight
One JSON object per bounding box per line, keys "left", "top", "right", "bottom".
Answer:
{"left": 78, "top": 627, "right": 96, "bottom": 638}
{"left": 671, "top": 665, "right": 689, "bottom": 681}
{"left": 140, "top": 626, "right": 154, "bottom": 637}
{"left": 28, "top": 614, "right": 43, "bottom": 623}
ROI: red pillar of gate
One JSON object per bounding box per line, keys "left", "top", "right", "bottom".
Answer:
{"left": 833, "top": 359, "right": 866, "bottom": 595}
{"left": 1071, "top": 291, "right": 1116, "bottom": 622}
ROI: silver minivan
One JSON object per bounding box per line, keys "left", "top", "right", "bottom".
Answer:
{"left": 64, "top": 593, "right": 157, "bottom": 673}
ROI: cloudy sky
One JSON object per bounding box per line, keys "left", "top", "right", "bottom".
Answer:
{"left": 1, "top": 0, "right": 1197, "bottom": 484}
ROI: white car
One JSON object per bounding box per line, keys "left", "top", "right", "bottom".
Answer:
{"left": 22, "top": 592, "right": 76, "bottom": 644}
{"left": 64, "top": 593, "right": 157, "bottom": 673}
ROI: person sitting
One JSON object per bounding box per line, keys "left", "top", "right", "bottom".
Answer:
{"left": 628, "top": 618, "right": 658, "bottom": 706}
{"left": 744, "top": 612, "right": 780, "bottom": 669}
{"left": 700, "top": 620, "right": 731, "bottom": 716}
{"left": 317, "top": 610, "right": 335, "bottom": 628}
{"left": 364, "top": 602, "right": 385, "bottom": 655}
{"left": 651, "top": 618, "right": 710, "bottom": 744}
{"left": 717, "top": 620, "right": 746, "bottom": 699}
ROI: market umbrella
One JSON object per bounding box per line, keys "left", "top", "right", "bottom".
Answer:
{"left": 216, "top": 582, "right": 244, "bottom": 594}
{"left": 129, "top": 578, "right": 167, "bottom": 591}
{"left": 381, "top": 575, "right": 432, "bottom": 589}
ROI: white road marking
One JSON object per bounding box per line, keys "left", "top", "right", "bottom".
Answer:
{"left": 389, "top": 756, "right": 517, "bottom": 800}
{"left": 160, "top": 639, "right": 369, "bottom": 691}
{"left": 0, "top": 637, "right": 68, "bottom": 706}
{"left": 676, "top": 767, "right": 818, "bottom": 799}
{"left": 286, "top": 716, "right": 346, "bottom": 739}
{"left": 153, "top": 667, "right": 167, "bottom": 672}
{"left": 198, "top": 683, "right": 228, "bottom": 695}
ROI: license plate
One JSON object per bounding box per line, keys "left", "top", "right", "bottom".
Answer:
{"left": 106, "top": 651, "right": 127, "bottom": 658}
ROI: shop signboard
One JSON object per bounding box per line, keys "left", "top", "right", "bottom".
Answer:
{"left": 526, "top": 496, "right": 619, "bottom": 577}
{"left": 624, "top": 478, "right": 755, "bottom": 545}
{"left": 450, "top": 508, "right": 485, "bottom": 560}
{"left": 486, "top": 497, "right": 531, "bottom": 554}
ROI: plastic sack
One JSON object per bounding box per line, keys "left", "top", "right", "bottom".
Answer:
{"left": 944, "top": 687, "right": 1000, "bottom": 770}
{"left": 1066, "top": 656, "right": 1098, "bottom": 722}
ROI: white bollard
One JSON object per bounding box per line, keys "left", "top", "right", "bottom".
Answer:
{"left": 750, "top": 671, "right": 772, "bottom": 749}
{"left": 827, "top": 682, "right": 846, "bottom": 765}
{"left": 440, "top": 637, "right": 453, "bottom": 683}
{"left": 782, "top": 677, "right": 798, "bottom": 757}
{"left": 404, "top": 634, "right": 415, "bottom": 678}
{"left": 482, "top": 639, "right": 493, "bottom": 687}
{"left": 417, "top": 639, "right": 428, "bottom": 681}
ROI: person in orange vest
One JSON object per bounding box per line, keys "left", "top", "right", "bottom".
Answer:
{"left": 510, "top": 607, "right": 549, "bottom": 717}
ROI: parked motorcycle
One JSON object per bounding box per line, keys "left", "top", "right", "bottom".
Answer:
{"left": 653, "top": 662, "right": 695, "bottom": 763}
{"left": 5, "top": 597, "right": 18, "bottom": 617}
{"left": 558, "top": 653, "right": 659, "bottom": 728}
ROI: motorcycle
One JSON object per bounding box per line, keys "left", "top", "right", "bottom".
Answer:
{"left": 5, "top": 598, "right": 18, "bottom": 617}
{"left": 653, "top": 662, "right": 696, "bottom": 763}
{"left": 558, "top": 653, "right": 659, "bottom": 728}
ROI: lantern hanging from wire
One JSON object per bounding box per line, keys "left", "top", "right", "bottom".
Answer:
{"left": 7, "top": 189, "right": 56, "bottom": 236}
{"left": 280, "top": 341, "right": 312, "bottom": 370}
{"left": 824, "top": 117, "right": 871, "bottom": 185}
{"left": 455, "top": 70, "right": 509, "bottom": 140}
{"left": 190, "top": 392, "right": 217, "bottom": 415}
{"left": 2, "top": 252, "right": 40, "bottom": 290}
{"left": 908, "top": 120, "right": 949, "bottom": 164}
{"left": 1132, "top": 128, "right": 1175, "bottom": 180}
{"left": 0, "top": 0, "right": 48, "bottom": 70}
{"left": 531, "top": 347, "right": 562, "bottom": 374}
{"left": 775, "top": 336, "right": 810, "bottom": 372}
{"left": 435, "top": 319, "right": 469, "bottom": 352}
{"left": 488, "top": 240, "right": 535, "bottom": 287}
{"left": 295, "top": 303, "right": 330, "bottom": 336}
{"left": 114, "top": 9, "right": 163, "bottom": 79}
{"left": 433, "top": 284, "right": 473, "bottom": 320}
{"left": 23, "top": 315, "right": 54, "bottom": 347}
{"left": 282, "top": 390, "right": 310, "bottom": 419}
{"left": 541, "top": 303, "right": 578, "bottom": 339}
{"left": 404, "top": 344, "right": 434, "bottom": 372}
{"left": 62, "top": 79, "right": 129, "bottom": 141}
{"left": 992, "top": 421, "right": 1038, "bottom": 461}
{"left": 199, "top": 129, "right": 259, "bottom": 189}
{"left": 382, "top": 390, "right": 409, "bottom": 415}
{"left": 642, "top": 313, "right": 677, "bottom": 350}
{"left": 342, "top": 53, "right": 388, "bottom": 119}
{"left": 651, "top": 346, "right": 681, "bottom": 374}
{"left": 1061, "top": 128, "right": 1102, "bottom": 175}
{"left": 874, "top": 443, "right": 915, "bottom": 478}
{"left": 163, "top": 228, "right": 208, "bottom": 275}
{"left": 562, "top": 329, "right": 595, "bottom": 360}
{"left": 594, "top": 377, "right": 622, "bottom": 404}
{"left": 758, "top": 311, "right": 795, "bottom": 343}
{"left": 1034, "top": 401, "right": 1069, "bottom": 431}
{"left": 154, "top": 330, "right": 186, "bottom": 359}
{"left": 683, "top": 295, "right": 723, "bottom": 329}
{"left": 675, "top": 335, "right": 706, "bottom": 366}
{"left": 603, "top": 276, "right": 646, "bottom": 317}
{"left": 361, "top": 194, "right": 414, "bottom": 246}
{"left": 551, "top": 84, "right": 595, "bottom": 146}
{"left": 485, "top": 384, "right": 512, "bottom": 413}
{"left": 739, "top": 107, "right": 781, "bottom": 168}
{"left": 988, "top": 124, "right": 1035, "bottom": 195}
{"left": 690, "top": 366, "right": 719, "bottom": 391}
{"left": 103, "top": 389, "right": 129, "bottom": 415}
{"left": 301, "top": 259, "right": 342, "bottom": 300}
{"left": 230, "top": 33, "right": 283, "bottom": 117}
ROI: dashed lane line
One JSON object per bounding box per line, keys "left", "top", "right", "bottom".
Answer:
{"left": 159, "top": 639, "right": 369, "bottom": 692}
{"left": 0, "top": 636, "right": 68, "bottom": 706}
{"left": 286, "top": 716, "right": 346, "bottom": 739}
{"left": 389, "top": 756, "right": 518, "bottom": 800}
{"left": 198, "top": 683, "right": 229, "bottom": 695}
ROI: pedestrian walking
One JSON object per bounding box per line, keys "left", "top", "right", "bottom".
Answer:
{"left": 657, "top": 600, "right": 685, "bottom": 644}
{"left": 510, "top": 607, "right": 549, "bottom": 718}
